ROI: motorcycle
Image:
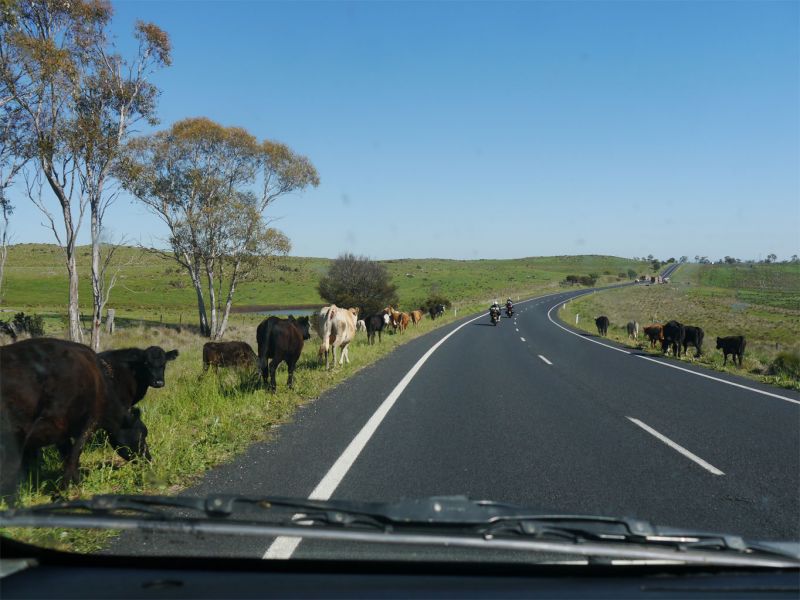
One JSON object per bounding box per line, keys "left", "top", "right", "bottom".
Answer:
{"left": 490, "top": 308, "right": 500, "bottom": 326}
{"left": 506, "top": 305, "right": 513, "bottom": 317}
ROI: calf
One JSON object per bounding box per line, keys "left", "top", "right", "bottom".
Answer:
{"left": 98, "top": 345, "right": 179, "bottom": 407}
{"left": 682, "top": 326, "right": 704, "bottom": 357}
{"left": 0, "top": 338, "right": 151, "bottom": 496}
{"left": 429, "top": 304, "right": 446, "bottom": 320}
{"left": 643, "top": 324, "right": 664, "bottom": 348}
{"left": 202, "top": 341, "right": 256, "bottom": 373}
{"left": 626, "top": 320, "right": 640, "bottom": 340}
{"left": 256, "top": 316, "right": 311, "bottom": 391}
{"left": 595, "top": 316, "right": 609, "bottom": 336}
{"left": 365, "top": 314, "right": 385, "bottom": 345}
{"left": 717, "top": 336, "right": 746, "bottom": 367}
{"left": 661, "top": 320, "right": 685, "bottom": 357}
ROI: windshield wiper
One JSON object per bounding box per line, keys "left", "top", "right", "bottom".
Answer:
{"left": 3, "top": 495, "right": 798, "bottom": 567}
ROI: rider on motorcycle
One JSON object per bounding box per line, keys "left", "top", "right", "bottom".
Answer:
{"left": 489, "top": 301, "right": 501, "bottom": 322}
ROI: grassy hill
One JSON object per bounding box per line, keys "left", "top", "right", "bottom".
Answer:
{"left": 0, "top": 244, "right": 653, "bottom": 329}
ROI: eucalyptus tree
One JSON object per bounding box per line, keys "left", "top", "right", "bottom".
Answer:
{"left": 118, "top": 117, "right": 318, "bottom": 339}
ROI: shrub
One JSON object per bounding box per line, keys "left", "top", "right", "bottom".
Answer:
{"left": 627, "top": 268, "right": 637, "bottom": 279}
{"left": 421, "top": 294, "right": 452, "bottom": 313}
{"left": 318, "top": 253, "right": 398, "bottom": 316}
{"left": 768, "top": 351, "right": 800, "bottom": 380}
{"left": 12, "top": 312, "right": 45, "bottom": 337}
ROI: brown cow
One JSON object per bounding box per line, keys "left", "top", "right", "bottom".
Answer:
{"left": 643, "top": 324, "right": 664, "bottom": 348}
{"left": 202, "top": 341, "right": 257, "bottom": 373}
{"left": 0, "top": 338, "right": 152, "bottom": 496}
{"left": 397, "top": 312, "right": 410, "bottom": 332}
{"left": 256, "top": 316, "right": 311, "bottom": 390}
{"left": 409, "top": 310, "right": 424, "bottom": 325}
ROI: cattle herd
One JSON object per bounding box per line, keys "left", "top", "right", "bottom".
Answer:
{"left": 0, "top": 301, "right": 448, "bottom": 497}
{"left": 594, "top": 316, "right": 747, "bottom": 366}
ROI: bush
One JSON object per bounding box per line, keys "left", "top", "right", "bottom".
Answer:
{"left": 617, "top": 272, "right": 627, "bottom": 279}
{"left": 317, "top": 253, "right": 398, "bottom": 316}
{"left": 578, "top": 275, "right": 597, "bottom": 286}
{"left": 768, "top": 351, "right": 800, "bottom": 380}
{"left": 421, "top": 294, "right": 452, "bottom": 313}
{"left": 12, "top": 312, "right": 45, "bottom": 337}
{"left": 627, "top": 268, "right": 638, "bottom": 280}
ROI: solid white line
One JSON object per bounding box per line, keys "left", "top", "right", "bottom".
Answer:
{"left": 627, "top": 417, "right": 724, "bottom": 476}
{"left": 538, "top": 355, "right": 553, "bottom": 365}
{"left": 264, "top": 290, "right": 564, "bottom": 560}
{"left": 635, "top": 355, "right": 800, "bottom": 405}
{"left": 520, "top": 337, "right": 526, "bottom": 342}
{"left": 546, "top": 299, "right": 631, "bottom": 355}
{"left": 548, "top": 295, "right": 800, "bottom": 406}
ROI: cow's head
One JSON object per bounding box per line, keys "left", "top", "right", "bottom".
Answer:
{"left": 293, "top": 316, "right": 311, "bottom": 340}
{"left": 716, "top": 337, "right": 723, "bottom": 349}
{"left": 143, "top": 346, "right": 179, "bottom": 388}
{"left": 109, "top": 407, "right": 152, "bottom": 462}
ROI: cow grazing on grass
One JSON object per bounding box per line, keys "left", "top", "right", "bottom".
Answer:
{"left": 626, "top": 321, "right": 640, "bottom": 340}
{"left": 661, "top": 320, "right": 685, "bottom": 357}
{"left": 717, "top": 336, "right": 746, "bottom": 367}
{"left": 595, "top": 316, "right": 609, "bottom": 336}
{"left": 202, "top": 341, "right": 256, "bottom": 373}
{"left": 98, "top": 346, "right": 179, "bottom": 407}
{"left": 256, "top": 316, "right": 311, "bottom": 391}
{"left": 643, "top": 324, "right": 664, "bottom": 348}
{"left": 0, "top": 338, "right": 152, "bottom": 497}
{"left": 365, "top": 314, "right": 386, "bottom": 345}
{"left": 320, "top": 306, "right": 358, "bottom": 369}
{"left": 409, "top": 310, "right": 424, "bottom": 326}
{"left": 682, "top": 326, "right": 704, "bottom": 357}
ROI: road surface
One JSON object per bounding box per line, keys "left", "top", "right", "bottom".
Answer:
{"left": 111, "top": 274, "right": 800, "bottom": 560}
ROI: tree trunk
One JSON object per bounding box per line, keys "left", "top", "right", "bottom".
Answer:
{"left": 0, "top": 219, "right": 7, "bottom": 300}
{"left": 90, "top": 205, "right": 102, "bottom": 351}
{"left": 190, "top": 269, "right": 210, "bottom": 336}
{"left": 66, "top": 248, "right": 82, "bottom": 342}
{"left": 205, "top": 260, "right": 217, "bottom": 339}
{"left": 215, "top": 260, "right": 241, "bottom": 341}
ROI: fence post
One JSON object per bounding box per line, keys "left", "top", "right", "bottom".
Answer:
{"left": 575, "top": 313, "right": 580, "bottom": 325}
{"left": 105, "top": 309, "right": 115, "bottom": 334}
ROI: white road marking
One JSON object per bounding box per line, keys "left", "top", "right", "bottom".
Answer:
{"left": 548, "top": 296, "right": 800, "bottom": 406}
{"left": 515, "top": 328, "right": 519, "bottom": 332}
{"left": 627, "top": 417, "right": 724, "bottom": 475}
{"left": 538, "top": 355, "right": 553, "bottom": 365}
{"left": 520, "top": 337, "right": 526, "bottom": 342}
{"left": 263, "top": 290, "right": 570, "bottom": 559}
{"left": 636, "top": 355, "right": 800, "bottom": 406}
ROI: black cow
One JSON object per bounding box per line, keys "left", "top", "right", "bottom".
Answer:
{"left": 256, "top": 316, "right": 311, "bottom": 391}
{"left": 662, "top": 320, "right": 685, "bottom": 357}
{"left": 365, "top": 314, "right": 385, "bottom": 345}
{"left": 717, "top": 336, "right": 746, "bottom": 367}
{"left": 683, "top": 325, "right": 704, "bottom": 357}
{"left": 0, "top": 338, "right": 151, "bottom": 496}
{"left": 595, "top": 316, "right": 609, "bottom": 336}
{"left": 202, "top": 341, "right": 257, "bottom": 373}
{"left": 429, "top": 304, "right": 446, "bottom": 320}
{"left": 98, "top": 346, "right": 179, "bottom": 407}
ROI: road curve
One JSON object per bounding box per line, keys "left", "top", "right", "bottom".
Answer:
{"left": 111, "top": 278, "right": 800, "bottom": 559}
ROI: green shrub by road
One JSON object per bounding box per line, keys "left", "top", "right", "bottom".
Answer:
{"left": 558, "top": 263, "right": 800, "bottom": 390}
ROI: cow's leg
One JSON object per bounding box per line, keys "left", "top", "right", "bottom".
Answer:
{"left": 287, "top": 356, "right": 298, "bottom": 389}
{"left": 0, "top": 431, "right": 23, "bottom": 500}
{"left": 62, "top": 426, "right": 94, "bottom": 489}
{"left": 268, "top": 359, "right": 278, "bottom": 392}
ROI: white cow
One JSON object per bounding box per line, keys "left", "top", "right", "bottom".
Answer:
{"left": 321, "top": 306, "right": 358, "bottom": 369}
{"left": 356, "top": 319, "right": 366, "bottom": 333}
{"left": 626, "top": 320, "right": 640, "bottom": 340}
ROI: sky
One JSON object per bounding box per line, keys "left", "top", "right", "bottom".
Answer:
{"left": 7, "top": 0, "right": 799, "bottom": 261}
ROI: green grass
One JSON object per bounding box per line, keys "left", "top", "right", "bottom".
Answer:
{"left": 0, "top": 246, "right": 655, "bottom": 553}
{"left": 558, "top": 263, "right": 800, "bottom": 390}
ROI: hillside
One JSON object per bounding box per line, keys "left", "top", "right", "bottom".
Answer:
{"left": 0, "top": 244, "right": 652, "bottom": 325}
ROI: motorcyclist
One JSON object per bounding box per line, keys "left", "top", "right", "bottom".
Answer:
{"left": 506, "top": 298, "right": 513, "bottom": 310}
{"left": 489, "top": 301, "right": 501, "bottom": 323}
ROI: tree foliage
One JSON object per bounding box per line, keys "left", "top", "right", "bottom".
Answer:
{"left": 117, "top": 117, "right": 317, "bottom": 338}
{"left": 317, "top": 253, "right": 398, "bottom": 317}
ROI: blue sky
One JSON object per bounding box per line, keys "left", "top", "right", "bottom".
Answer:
{"left": 9, "top": 0, "right": 799, "bottom": 260}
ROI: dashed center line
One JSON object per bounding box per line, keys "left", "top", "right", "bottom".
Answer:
{"left": 515, "top": 328, "right": 519, "bottom": 332}
{"left": 520, "top": 337, "right": 526, "bottom": 342}
{"left": 538, "top": 355, "right": 553, "bottom": 365}
{"left": 627, "top": 417, "right": 724, "bottom": 476}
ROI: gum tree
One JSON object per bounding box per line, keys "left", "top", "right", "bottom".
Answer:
{"left": 118, "top": 117, "right": 318, "bottom": 338}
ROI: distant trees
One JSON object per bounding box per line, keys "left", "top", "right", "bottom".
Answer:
{"left": 626, "top": 268, "right": 637, "bottom": 280}
{"left": 562, "top": 274, "right": 597, "bottom": 287}
{"left": 318, "top": 254, "right": 398, "bottom": 317}
{"left": 118, "top": 117, "right": 317, "bottom": 339}
{"left": 651, "top": 259, "right": 662, "bottom": 271}
{"left": 666, "top": 257, "right": 675, "bottom": 263}
{"left": 765, "top": 253, "right": 778, "bottom": 264}
{"left": 679, "top": 256, "right": 688, "bottom": 263}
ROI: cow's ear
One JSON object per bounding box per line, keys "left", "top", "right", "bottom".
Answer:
{"left": 166, "top": 349, "right": 179, "bottom": 361}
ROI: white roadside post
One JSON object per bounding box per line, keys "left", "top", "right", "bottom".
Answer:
{"left": 575, "top": 313, "right": 580, "bottom": 325}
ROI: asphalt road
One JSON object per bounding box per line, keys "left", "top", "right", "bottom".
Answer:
{"left": 111, "top": 271, "right": 800, "bottom": 560}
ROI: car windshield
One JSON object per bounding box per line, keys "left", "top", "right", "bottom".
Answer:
{"left": 0, "top": 0, "right": 798, "bottom": 567}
